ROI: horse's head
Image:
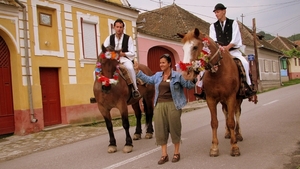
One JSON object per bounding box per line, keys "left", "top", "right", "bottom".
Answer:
{"left": 178, "top": 28, "right": 204, "bottom": 63}
{"left": 178, "top": 28, "right": 222, "bottom": 73}
{"left": 101, "top": 44, "right": 115, "bottom": 53}
{"left": 96, "top": 44, "right": 120, "bottom": 91}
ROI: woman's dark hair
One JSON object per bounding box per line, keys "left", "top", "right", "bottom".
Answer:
{"left": 160, "top": 54, "right": 172, "bottom": 66}
{"left": 114, "top": 19, "right": 125, "bottom": 27}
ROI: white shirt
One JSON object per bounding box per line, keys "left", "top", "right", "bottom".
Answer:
{"left": 103, "top": 34, "right": 135, "bottom": 62}
{"left": 209, "top": 19, "right": 242, "bottom": 49}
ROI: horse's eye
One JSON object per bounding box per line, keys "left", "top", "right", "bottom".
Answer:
{"left": 193, "top": 46, "right": 198, "bottom": 50}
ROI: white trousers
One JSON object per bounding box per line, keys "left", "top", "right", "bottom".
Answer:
{"left": 230, "top": 50, "right": 251, "bottom": 85}
{"left": 196, "top": 71, "right": 204, "bottom": 88}
{"left": 121, "top": 58, "right": 138, "bottom": 91}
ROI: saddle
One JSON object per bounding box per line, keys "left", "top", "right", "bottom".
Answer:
{"left": 233, "top": 58, "right": 256, "bottom": 99}
{"left": 118, "top": 62, "right": 145, "bottom": 86}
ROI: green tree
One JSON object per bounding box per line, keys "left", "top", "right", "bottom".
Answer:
{"left": 257, "top": 31, "right": 275, "bottom": 40}
{"left": 288, "top": 33, "right": 300, "bottom": 41}
{"left": 282, "top": 48, "right": 300, "bottom": 58}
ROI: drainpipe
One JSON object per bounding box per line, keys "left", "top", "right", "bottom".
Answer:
{"left": 278, "top": 55, "right": 284, "bottom": 86}
{"left": 15, "top": 0, "right": 38, "bottom": 123}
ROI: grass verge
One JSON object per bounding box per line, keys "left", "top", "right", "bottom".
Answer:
{"left": 282, "top": 78, "right": 300, "bottom": 86}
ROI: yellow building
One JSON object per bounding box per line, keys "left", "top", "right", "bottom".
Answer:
{"left": 0, "top": 0, "right": 138, "bottom": 135}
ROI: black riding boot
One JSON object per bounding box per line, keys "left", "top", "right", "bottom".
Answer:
{"left": 194, "top": 91, "right": 206, "bottom": 100}
{"left": 245, "top": 83, "right": 256, "bottom": 97}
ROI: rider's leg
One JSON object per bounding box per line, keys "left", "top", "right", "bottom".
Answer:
{"left": 231, "top": 52, "right": 256, "bottom": 97}
{"left": 194, "top": 71, "right": 206, "bottom": 99}
{"left": 230, "top": 50, "right": 251, "bottom": 86}
{"left": 122, "top": 59, "right": 140, "bottom": 98}
{"left": 238, "top": 56, "right": 251, "bottom": 85}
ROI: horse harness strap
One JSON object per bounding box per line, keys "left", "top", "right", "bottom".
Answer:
{"left": 205, "top": 48, "right": 223, "bottom": 73}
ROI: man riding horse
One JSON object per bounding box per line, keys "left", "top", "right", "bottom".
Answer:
{"left": 194, "top": 3, "right": 255, "bottom": 99}
{"left": 103, "top": 18, "right": 140, "bottom": 99}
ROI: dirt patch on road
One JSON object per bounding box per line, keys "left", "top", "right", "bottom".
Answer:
{"left": 283, "top": 141, "right": 300, "bottom": 169}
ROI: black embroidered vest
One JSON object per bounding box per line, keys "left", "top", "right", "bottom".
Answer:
{"left": 214, "top": 18, "right": 234, "bottom": 47}
{"left": 109, "top": 34, "right": 129, "bottom": 52}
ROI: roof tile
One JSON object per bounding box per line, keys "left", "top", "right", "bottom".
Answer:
{"left": 137, "top": 4, "right": 210, "bottom": 41}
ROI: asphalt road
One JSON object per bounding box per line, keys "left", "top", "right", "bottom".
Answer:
{"left": 0, "top": 84, "right": 300, "bottom": 169}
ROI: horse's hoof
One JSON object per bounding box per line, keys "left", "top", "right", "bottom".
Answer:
{"left": 107, "top": 146, "right": 117, "bottom": 153}
{"left": 224, "top": 133, "right": 231, "bottom": 139}
{"left": 236, "top": 134, "right": 243, "bottom": 142}
{"left": 230, "top": 147, "right": 241, "bottom": 157}
{"left": 144, "top": 133, "right": 153, "bottom": 139}
{"left": 123, "top": 145, "right": 133, "bottom": 153}
{"left": 209, "top": 148, "right": 219, "bottom": 157}
{"left": 133, "top": 134, "right": 141, "bottom": 140}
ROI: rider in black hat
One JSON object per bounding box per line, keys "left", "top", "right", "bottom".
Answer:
{"left": 213, "top": 3, "right": 227, "bottom": 12}
{"left": 194, "top": 3, "right": 254, "bottom": 99}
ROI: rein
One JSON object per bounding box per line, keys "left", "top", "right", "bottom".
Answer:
{"left": 205, "top": 43, "right": 223, "bottom": 73}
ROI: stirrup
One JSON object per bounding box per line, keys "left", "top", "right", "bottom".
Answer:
{"left": 132, "top": 90, "right": 141, "bottom": 99}
{"left": 245, "top": 83, "right": 256, "bottom": 97}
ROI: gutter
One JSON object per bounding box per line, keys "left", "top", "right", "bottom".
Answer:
{"left": 14, "top": 0, "right": 38, "bottom": 123}
{"left": 278, "top": 56, "right": 283, "bottom": 86}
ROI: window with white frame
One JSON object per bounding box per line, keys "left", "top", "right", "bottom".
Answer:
{"left": 81, "top": 18, "right": 98, "bottom": 59}
{"left": 264, "top": 60, "right": 269, "bottom": 72}
{"left": 272, "top": 61, "right": 277, "bottom": 72}
{"left": 110, "top": 23, "right": 115, "bottom": 35}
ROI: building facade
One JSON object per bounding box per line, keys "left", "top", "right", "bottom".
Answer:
{"left": 270, "top": 36, "right": 300, "bottom": 81}
{"left": 136, "top": 4, "right": 282, "bottom": 94}
{"left": 0, "top": 0, "right": 138, "bottom": 135}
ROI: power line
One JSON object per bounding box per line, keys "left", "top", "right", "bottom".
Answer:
{"left": 175, "top": 0, "right": 300, "bottom": 9}
{"left": 244, "top": 1, "right": 300, "bottom": 16}
{"left": 272, "top": 18, "right": 299, "bottom": 35}
{"left": 259, "top": 14, "right": 300, "bottom": 28}
{"left": 130, "top": 0, "right": 300, "bottom": 36}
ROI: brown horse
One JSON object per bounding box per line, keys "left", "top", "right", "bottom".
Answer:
{"left": 93, "top": 45, "right": 154, "bottom": 153}
{"left": 179, "top": 28, "right": 245, "bottom": 157}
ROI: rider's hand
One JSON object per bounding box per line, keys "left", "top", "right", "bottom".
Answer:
{"left": 133, "top": 60, "right": 139, "bottom": 74}
{"left": 119, "top": 51, "right": 122, "bottom": 57}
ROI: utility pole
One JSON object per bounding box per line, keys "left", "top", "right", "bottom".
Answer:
{"left": 252, "top": 18, "right": 260, "bottom": 93}
{"left": 241, "top": 14, "right": 245, "bottom": 29}
{"left": 152, "top": 0, "right": 163, "bottom": 8}
{"left": 159, "top": 0, "right": 162, "bottom": 8}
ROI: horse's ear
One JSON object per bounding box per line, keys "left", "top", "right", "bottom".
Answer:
{"left": 101, "top": 44, "right": 106, "bottom": 53}
{"left": 194, "top": 28, "right": 200, "bottom": 38}
{"left": 177, "top": 33, "right": 185, "bottom": 38}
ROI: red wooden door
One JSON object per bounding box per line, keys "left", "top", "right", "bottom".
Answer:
{"left": 39, "top": 68, "right": 61, "bottom": 126}
{"left": 147, "top": 46, "right": 175, "bottom": 73}
{"left": 0, "top": 36, "right": 15, "bottom": 135}
{"left": 147, "top": 46, "right": 196, "bottom": 102}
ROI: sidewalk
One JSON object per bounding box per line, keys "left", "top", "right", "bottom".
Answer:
{"left": 0, "top": 100, "right": 207, "bottom": 162}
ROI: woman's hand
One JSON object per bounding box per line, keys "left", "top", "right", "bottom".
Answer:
{"left": 182, "top": 67, "right": 197, "bottom": 80}
{"left": 133, "top": 59, "right": 139, "bottom": 74}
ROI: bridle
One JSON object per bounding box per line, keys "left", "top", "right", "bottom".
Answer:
{"left": 205, "top": 42, "right": 223, "bottom": 73}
